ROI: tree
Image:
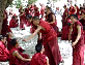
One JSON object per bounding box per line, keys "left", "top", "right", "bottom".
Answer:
{"left": 13, "top": 0, "right": 22, "bottom": 8}
{"left": 28, "top": 0, "right": 37, "bottom": 5}
{"left": 0, "top": 0, "right": 13, "bottom": 34}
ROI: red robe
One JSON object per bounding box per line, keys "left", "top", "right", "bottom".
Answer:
{"left": 80, "top": 19, "right": 85, "bottom": 44}
{"left": 75, "top": 6, "right": 79, "bottom": 15}
{"left": 9, "top": 18, "right": 18, "bottom": 28}
{"left": 71, "top": 21, "right": 84, "bottom": 65}
{"left": 34, "top": 11, "right": 40, "bottom": 17}
{"left": 45, "top": 13, "right": 58, "bottom": 34}
{"left": 40, "top": 7, "right": 45, "bottom": 17}
{"left": 20, "top": 13, "right": 28, "bottom": 29}
{"left": 69, "top": 6, "right": 76, "bottom": 15}
{"left": 39, "top": 20, "right": 61, "bottom": 65}
{"left": 9, "top": 47, "right": 30, "bottom": 65}
{"left": 62, "top": 8, "right": 68, "bottom": 26}
{"left": 0, "top": 41, "right": 9, "bottom": 61}
{"left": 1, "top": 11, "right": 11, "bottom": 35}
{"left": 61, "top": 19, "right": 71, "bottom": 40}
{"left": 30, "top": 53, "right": 47, "bottom": 65}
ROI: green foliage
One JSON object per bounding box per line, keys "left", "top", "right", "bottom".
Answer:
{"left": 28, "top": 0, "right": 37, "bottom": 5}
{"left": 53, "top": 0, "right": 58, "bottom": 2}
{"left": 13, "top": 0, "right": 22, "bottom": 8}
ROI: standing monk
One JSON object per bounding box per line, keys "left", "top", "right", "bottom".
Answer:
{"left": 69, "top": 14, "right": 84, "bottom": 65}
{"left": 79, "top": 11, "right": 85, "bottom": 44}
{"left": 24, "top": 16, "right": 62, "bottom": 65}
{"left": 45, "top": 6, "right": 58, "bottom": 35}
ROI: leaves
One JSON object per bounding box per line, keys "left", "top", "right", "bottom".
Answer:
{"left": 28, "top": 0, "right": 37, "bottom": 5}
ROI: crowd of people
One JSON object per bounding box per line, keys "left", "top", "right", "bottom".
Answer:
{"left": 0, "top": 2, "right": 85, "bottom": 65}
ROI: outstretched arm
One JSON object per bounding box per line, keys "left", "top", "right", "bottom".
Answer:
{"left": 25, "top": 26, "right": 42, "bottom": 41}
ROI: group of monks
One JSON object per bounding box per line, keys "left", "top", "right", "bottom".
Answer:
{"left": 0, "top": 2, "right": 85, "bottom": 65}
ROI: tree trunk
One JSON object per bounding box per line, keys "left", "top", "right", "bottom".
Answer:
{"left": 0, "top": 0, "right": 13, "bottom": 34}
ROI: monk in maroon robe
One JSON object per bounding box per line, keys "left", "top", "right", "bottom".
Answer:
{"left": 24, "top": 17, "right": 62, "bottom": 65}
{"left": 1, "top": 11, "right": 12, "bottom": 36}
{"left": 40, "top": 3, "right": 45, "bottom": 18}
{"left": 62, "top": 5, "right": 69, "bottom": 26}
{"left": 61, "top": 5, "right": 70, "bottom": 40}
{"left": 9, "top": 38, "right": 31, "bottom": 65}
{"left": 74, "top": 4, "right": 79, "bottom": 16}
{"left": 0, "top": 35, "right": 9, "bottom": 61}
{"left": 45, "top": 6, "right": 58, "bottom": 35}
{"left": 79, "top": 11, "right": 85, "bottom": 44}
{"left": 9, "top": 14, "right": 18, "bottom": 28}
{"left": 30, "top": 43, "right": 50, "bottom": 65}
{"left": 69, "top": 14, "right": 85, "bottom": 65}
{"left": 69, "top": 6, "right": 76, "bottom": 15}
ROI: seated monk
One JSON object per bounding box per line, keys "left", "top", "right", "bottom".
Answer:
{"left": 9, "top": 38, "right": 31, "bottom": 65}
{"left": 0, "top": 35, "right": 9, "bottom": 61}
{"left": 30, "top": 43, "right": 50, "bottom": 65}
{"left": 9, "top": 14, "right": 18, "bottom": 28}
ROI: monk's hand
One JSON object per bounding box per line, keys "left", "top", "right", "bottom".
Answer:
{"left": 27, "top": 59, "right": 31, "bottom": 61}
{"left": 22, "top": 39, "right": 27, "bottom": 42}
{"left": 72, "top": 42, "right": 76, "bottom": 48}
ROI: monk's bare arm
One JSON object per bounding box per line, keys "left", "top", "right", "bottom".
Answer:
{"left": 72, "top": 25, "right": 81, "bottom": 46}
{"left": 13, "top": 51, "right": 31, "bottom": 61}
{"left": 25, "top": 26, "right": 42, "bottom": 41}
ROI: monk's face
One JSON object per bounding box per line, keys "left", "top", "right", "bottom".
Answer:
{"left": 15, "top": 42, "right": 19, "bottom": 48}
{"left": 28, "top": 18, "right": 32, "bottom": 23}
{"left": 33, "top": 20, "right": 39, "bottom": 26}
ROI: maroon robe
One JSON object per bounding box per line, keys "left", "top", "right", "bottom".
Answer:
{"left": 45, "top": 13, "right": 58, "bottom": 34}
{"left": 61, "top": 19, "right": 71, "bottom": 40}
{"left": 19, "top": 8, "right": 28, "bottom": 29}
{"left": 0, "top": 41, "right": 9, "bottom": 61}
{"left": 40, "top": 6, "right": 45, "bottom": 17}
{"left": 30, "top": 53, "right": 47, "bottom": 65}
{"left": 39, "top": 20, "right": 61, "bottom": 65}
{"left": 34, "top": 7, "right": 40, "bottom": 17}
{"left": 9, "top": 47, "right": 30, "bottom": 65}
{"left": 80, "top": 19, "right": 85, "bottom": 44}
{"left": 71, "top": 21, "right": 84, "bottom": 65}
{"left": 1, "top": 11, "right": 11, "bottom": 35}
{"left": 69, "top": 6, "right": 76, "bottom": 15}
{"left": 62, "top": 8, "right": 69, "bottom": 26}
{"left": 9, "top": 17, "right": 18, "bottom": 28}
{"left": 75, "top": 6, "right": 79, "bottom": 15}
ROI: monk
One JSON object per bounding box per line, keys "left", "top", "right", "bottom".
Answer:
{"left": 69, "top": 14, "right": 84, "bottom": 65}
{"left": 9, "top": 14, "right": 18, "bottom": 28}
{"left": 19, "top": 6, "right": 28, "bottom": 30}
{"left": 0, "top": 35, "right": 9, "bottom": 61}
{"left": 40, "top": 3, "right": 45, "bottom": 18}
{"left": 79, "top": 11, "right": 85, "bottom": 44}
{"left": 45, "top": 6, "right": 58, "bottom": 35}
{"left": 69, "top": 5, "right": 77, "bottom": 15}
{"left": 9, "top": 38, "right": 31, "bottom": 65}
{"left": 62, "top": 5, "right": 69, "bottom": 27}
{"left": 24, "top": 16, "right": 62, "bottom": 65}
{"left": 34, "top": 5, "right": 40, "bottom": 17}
{"left": 30, "top": 43, "right": 50, "bottom": 65}
{"left": 1, "top": 11, "right": 12, "bottom": 36}
{"left": 61, "top": 5, "right": 70, "bottom": 40}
